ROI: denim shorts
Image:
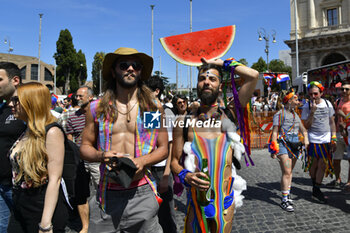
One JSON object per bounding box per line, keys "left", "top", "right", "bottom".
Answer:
{"left": 277, "top": 134, "right": 300, "bottom": 158}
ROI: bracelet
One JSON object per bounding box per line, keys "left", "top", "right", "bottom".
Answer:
{"left": 38, "top": 223, "right": 53, "bottom": 232}
{"left": 223, "top": 58, "right": 244, "bottom": 71}
{"left": 178, "top": 169, "right": 191, "bottom": 187}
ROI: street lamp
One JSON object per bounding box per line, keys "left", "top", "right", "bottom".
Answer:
{"left": 38, "top": 13, "right": 43, "bottom": 82}
{"left": 189, "top": 0, "right": 193, "bottom": 99}
{"left": 4, "top": 37, "right": 14, "bottom": 53}
{"left": 4, "top": 37, "right": 13, "bottom": 62}
{"left": 258, "top": 28, "right": 276, "bottom": 72}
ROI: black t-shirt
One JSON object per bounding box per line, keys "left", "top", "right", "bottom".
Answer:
{"left": 0, "top": 104, "right": 26, "bottom": 185}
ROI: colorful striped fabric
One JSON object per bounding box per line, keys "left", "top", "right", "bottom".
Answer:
{"left": 135, "top": 109, "right": 159, "bottom": 200}
{"left": 90, "top": 99, "right": 159, "bottom": 211}
{"left": 305, "top": 143, "right": 334, "bottom": 177}
{"left": 185, "top": 129, "right": 233, "bottom": 233}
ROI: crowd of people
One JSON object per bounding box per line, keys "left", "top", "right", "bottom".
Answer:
{"left": 0, "top": 47, "right": 349, "bottom": 233}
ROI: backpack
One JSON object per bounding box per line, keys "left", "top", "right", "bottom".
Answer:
{"left": 45, "top": 122, "right": 81, "bottom": 208}
{"left": 162, "top": 104, "right": 175, "bottom": 115}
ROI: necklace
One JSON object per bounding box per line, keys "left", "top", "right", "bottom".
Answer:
{"left": 116, "top": 101, "right": 138, "bottom": 122}
{"left": 197, "top": 106, "right": 222, "bottom": 121}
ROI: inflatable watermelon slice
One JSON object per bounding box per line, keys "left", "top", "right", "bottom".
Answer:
{"left": 160, "top": 25, "right": 235, "bottom": 66}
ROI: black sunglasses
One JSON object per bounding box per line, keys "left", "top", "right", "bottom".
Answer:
{"left": 10, "top": 96, "right": 19, "bottom": 105}
{"left": 119, "top": 61, "right": 142, "bottom": 71}
{"left": 341, "top": 88, "right": 350, "bottom": 91}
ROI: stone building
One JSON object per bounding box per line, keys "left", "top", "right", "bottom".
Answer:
{"left": 285, "top": 0, "right": 350, "bottom": 80}
{"left": 0, "top": 53, "right": 59, "bottom": 93}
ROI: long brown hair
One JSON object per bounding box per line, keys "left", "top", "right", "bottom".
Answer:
{"left": 97, "top": 76, "right": 158, "bottom": 122}
{"left": 16, "top": 82, "right": 56, "bottom": 187}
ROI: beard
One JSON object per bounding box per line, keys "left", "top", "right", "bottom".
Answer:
{"left": 116, "top": 71, "right": 140, "bottom": 89}
{"left": 198, "top": 86, "right": 220, "bottom": 105}
{"left": 78, "top": 100, "right": 89, "bottom": 108}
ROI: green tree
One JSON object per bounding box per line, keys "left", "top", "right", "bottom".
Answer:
{"left": 91, "top": 52, "right": 105, "bottom": 96}
{"left": 238, "top": 58, "right": 248, "bottom": 66}
{"left": 53, "top": 29, "right": 78, "bottom": 94}
{"left": 153, "top": 70, "right": 170, "bottom": 86}
{"left": 251, "top": 57, "right": 267, "bottom": 72}
{"left": 268, "top": 59, "right": 292, "bottom": 77}
{"left": 76, "top": 50, "right": 87, "bottom": 87}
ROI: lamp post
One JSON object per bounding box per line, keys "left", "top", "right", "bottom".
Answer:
{"left": 189, "top": 0, "right": 193, "bottom": 99}
{"left": 294, "top": 0, "right": 299, "bottom": 78}
{"left": 4, "top": 37, "right": 13, "bottom": 62}
{"left": 38, "top": 13, "right": 43, "bottom": 82}
{"left": 54, "top": 63, "right": 57, "bottom": 95}
{"left": 4, "top": 37, "right": 13, "bottom": 54}
{"left": 258, "top": 28, "right": 276, "bottom": 72}
{"left": 150, "top": 5, "right": 155, "bottom": 58}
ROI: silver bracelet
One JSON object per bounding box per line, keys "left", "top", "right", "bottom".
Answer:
{"left": 38, "top": 223, "right": 53, "bottom": 232}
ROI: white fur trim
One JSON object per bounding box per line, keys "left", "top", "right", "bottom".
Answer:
{"left": 221, "top": 118, "right": 237, "bottom": 133}
{"left": 183, "top": 142, "right": 192, "bottom": 155}
{"left": 183, "top": 153, "right": 196, "bottom": 173}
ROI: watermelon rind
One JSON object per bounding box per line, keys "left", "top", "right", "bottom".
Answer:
{"left": 160, "top": 25, "right": 236, "bottom": 66}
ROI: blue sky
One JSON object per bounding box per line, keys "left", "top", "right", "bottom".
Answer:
{"left": 0, "top": 0, "right": 292, "bottom": 87}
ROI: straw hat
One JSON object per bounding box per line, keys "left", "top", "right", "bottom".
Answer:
{"left": 102, "top": 47, "right": 153, "bottom": 81}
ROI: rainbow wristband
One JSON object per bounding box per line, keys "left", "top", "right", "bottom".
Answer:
{"left": 178, "top": 169, "right": 191, "bottom": 187}
{"left": 223, "top": 58, "right": 244, "bottom": 71}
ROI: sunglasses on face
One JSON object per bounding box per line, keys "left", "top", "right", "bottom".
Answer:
{"left": 118, "top": 61, "right": 142, "bottom": 71}
{"left": 341, "top": 88, "right": 350, "bottom": 91}
{"left": 10, "top": 96, "right": 19, "bottom": 105}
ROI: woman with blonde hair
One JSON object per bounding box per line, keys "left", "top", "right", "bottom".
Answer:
{"left": 269, "top": 89, "right": 309, "bottom": 212}
{"left": 7, "top": 82, "right": 68, "bottom": 233}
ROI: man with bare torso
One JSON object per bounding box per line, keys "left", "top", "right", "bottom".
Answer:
{"left": 171, "top": 58, "right": 259, "bottom": 233}
{"left": 80, "top": 47, "right": 168, "bottom": 233}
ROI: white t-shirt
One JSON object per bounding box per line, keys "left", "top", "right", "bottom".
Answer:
{"left": 153, "top": 107, "right": 175, "bottom": 167}
{"left": 301, "top": 99, "right": 334, "bottom": 143}
{"left": 253, "top": 102, "right": 263, "bottom": 112}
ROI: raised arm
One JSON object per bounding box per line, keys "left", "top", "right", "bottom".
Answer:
{"left": 200, "top": 57, "right": 259, "bottom": 107}
{"left": 40, "top": 127, "right": 65, "bottom": 231}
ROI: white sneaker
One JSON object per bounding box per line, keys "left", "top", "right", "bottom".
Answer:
{"left": 280, "top": 200, "right": 294, "bottom": 212}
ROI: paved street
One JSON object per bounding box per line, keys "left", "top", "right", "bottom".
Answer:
{"left": 174, "top": 149, "right": 350, "bottom": 233}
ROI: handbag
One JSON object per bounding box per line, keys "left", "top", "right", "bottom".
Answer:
{"left": 285, "top": 140, "right": 303, "bottom": 151}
